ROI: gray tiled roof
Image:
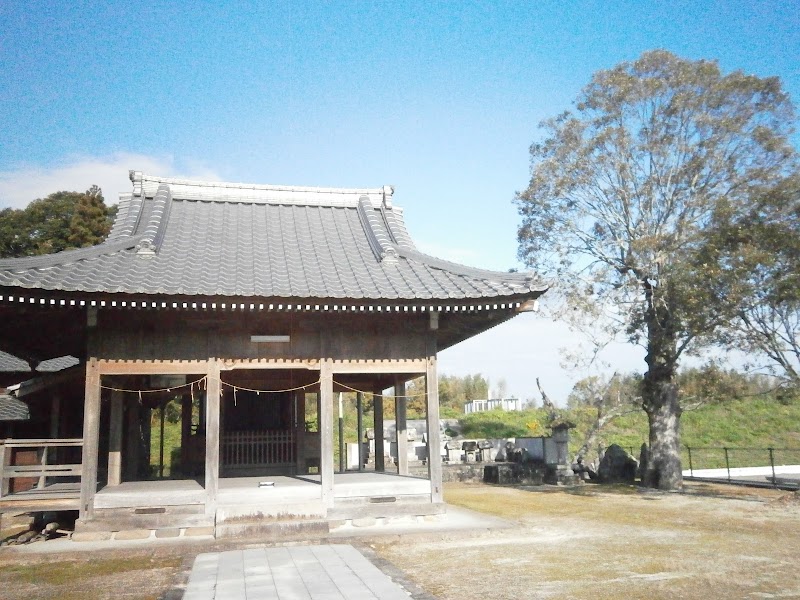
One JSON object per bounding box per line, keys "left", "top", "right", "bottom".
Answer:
{"left": 0, "top": 172, "right": 546, "bottom": 301}
{"left": 0, "top": 394, "right": 30, "bottom": 421}
{"left": 0, "top": 351, "right": 79, "bottom": 373}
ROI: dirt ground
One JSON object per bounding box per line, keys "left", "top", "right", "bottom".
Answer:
{"left": 0, "top": 482, "right": 798, "bottom": 599}
{"left": 373, "top": 482, "right": 800, "bottom": 600}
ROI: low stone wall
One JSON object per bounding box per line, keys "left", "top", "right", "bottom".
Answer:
{"left": 409, "top": 462, "right": 554, "bottom": 484}
{"left": 408, "top": 463, "right": 487, "bottom": 482}
{"left": 483, "top": 462, "right": 546, "bottom": 485}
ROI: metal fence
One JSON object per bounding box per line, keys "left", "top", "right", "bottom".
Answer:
{"left": 682, "top": 446, "right": 800, "bottom": 488}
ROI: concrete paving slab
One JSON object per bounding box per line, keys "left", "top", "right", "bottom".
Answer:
{"left": 182, "top": 544, "right": 415, "bottom": 600}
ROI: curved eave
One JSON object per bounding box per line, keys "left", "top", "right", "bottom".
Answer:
{"left": 0, "top": 236, "right": 143, "bottom": 271}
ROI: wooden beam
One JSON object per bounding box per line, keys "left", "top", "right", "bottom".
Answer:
{"left": 223, "top": 359, "right": 320, "bottom": 370}
{"left": 205, "top": 359, "right": 220, "bottom": 519}
{"left": 373, "top": 390, "right": 385, "bottom": 473}
{"left": 96, "top": 360, "right": 209, "bottom": 375}
{"left": 79, "top": 359, "right": 101, "bottom": 521}
{"left": 426, "top": 337, "right": 443, "bottom": 503}
{"left": 319, "top": 359, "right": 334, "bottom": 508}
{"left": 329, "top": 360, "right": 426, "bottom": 374}
{"left": 395, "top": 378, "right": 408, "bottom": 476}
{"left": 107, "top": 391, "right": 123, "bottom": 486}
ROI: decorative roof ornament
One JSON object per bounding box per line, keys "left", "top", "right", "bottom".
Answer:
{"left": 382, "top": 185, "right": 394, "bottom": 208}
{"left": 129, "top": 170, "right": 143, "bottom": 197}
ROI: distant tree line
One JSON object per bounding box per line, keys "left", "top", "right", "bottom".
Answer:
{"left": 0, "top": 185, "right": 115, "bottom": 258}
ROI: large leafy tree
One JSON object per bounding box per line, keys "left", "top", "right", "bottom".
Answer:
{"left": 515, "top": 50, "right": 797, "bottom": 489}
{"left": 702, "top": 174, "right": 800, "bottom": 392}
{"left": 0, "top": 186, "right": 114, "bottom": 258}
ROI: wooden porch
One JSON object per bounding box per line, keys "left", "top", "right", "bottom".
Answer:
{"left": 0, "top": 438, "right": 83, "bottom": 516}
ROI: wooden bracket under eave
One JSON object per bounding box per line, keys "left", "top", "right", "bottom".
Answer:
{"left": 517, "top": 299, "right": 540, "bottom": 313}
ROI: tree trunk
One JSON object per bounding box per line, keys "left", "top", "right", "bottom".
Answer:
{"left": 642, "top": 383, "right": 682, "bottom": 489}
{"left": 641, "top": 294, "right": 683, "bottom": 490}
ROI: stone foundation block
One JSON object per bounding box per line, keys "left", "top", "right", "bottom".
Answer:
{"left": 114, "top": 529, "right": 152, "bottom": 540}
{"left": 184, "top": 526, "right": 215, "bottom": 537}
{"left": 155, "top": 528, "right": 181, "bottom": 538}
{"left": 72, "top": 531, "right": 112, "bottom": 542}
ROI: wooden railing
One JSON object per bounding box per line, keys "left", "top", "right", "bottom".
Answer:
{"left": 0, "top": 438, "right": 83, "bottom": 499}
{"left": 221, "top": 430, "right": 295, "bottom": 468}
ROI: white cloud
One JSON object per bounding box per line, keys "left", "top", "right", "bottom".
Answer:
{"left": 0, "top": 153, "right": 222, "bottom": 209}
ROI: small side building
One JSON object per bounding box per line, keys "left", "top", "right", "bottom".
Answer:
{"left": 464, "top": 398, "right": 522, "bottom": 414}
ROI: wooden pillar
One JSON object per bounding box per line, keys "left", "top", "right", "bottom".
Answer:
{"left": 49, "top": 394, "right": 61, "bottom": 439}
{"left": 395, "top": 378, "right": 408, "bottom": 475}
{"left": 79, "top": 359, "right": 101, "bottom": 521}
{"left": 373, "top": 389, "right": 385, "bottom": 472}
{"left": 426, "top": 338, "right": 443, "bottom": 503}
{"left": 356, "top": 391, "right": 364, "bottom": 472}
{"left": 319, "top": 360, "right": 334, "bottom": 508}
{"left": 0, "top": 443, "right": 8, "bottom": 498}
{"left": 295, "top": 390, "right": 306, "bottom": 474}
{"left": 49, "top": 393, "right": 61, "bottom": 468}
{"left": 205, "top": 360, "right": 220, "bottom": 519}
{"left": 180, "top": 392, "right": 192, "bottom": 471}
{"left": 124, "top": 395, "right": 140, "bottom": 480}
{"left": 107, "top": 391, "right": 124, "bottom": 486}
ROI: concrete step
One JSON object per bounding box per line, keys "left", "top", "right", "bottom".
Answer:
{"left": 215, "top": 500, "right": 326, "bottom": 522}
{"left": 215, "top": 518, "right": 330, "bottom": 540}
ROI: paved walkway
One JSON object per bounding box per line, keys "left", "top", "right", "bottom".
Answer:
{"left": 183, "top": 544, "right": 415, "bottom": 599}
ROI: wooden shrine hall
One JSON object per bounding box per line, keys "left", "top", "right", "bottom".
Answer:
{"left": 0, "top": 171, "right": 547, "bottom": 535}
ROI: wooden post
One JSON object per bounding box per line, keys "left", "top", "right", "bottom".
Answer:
{"left": 426, "top": 338, "right": 443, "bottom": 503}
{"left": 125, "top": 395, "right": 140, "bottom": 481}
{"left": 0, "top": 442, "right": 9, "bottom": 498}
{"left": 356, "top": 391, "right": 364, "bottom": 472}
{"left": 205, "top": 360, "right": 220, "bottom": 519}
{"left": 395, "top": 378, "right": 408, "bottom": 475}
{"left": 79, "top": 358, "right": 101, "bottom": 521}
{"left": 374, "top": 389, "right": 385, "bottom": 472}
{"left": 180, "top": 392, "right": 192, "bottom": 473}
{"left": 338, "top": 393, "right": 345, "bottom": 473}
{"left": 49, "top": 393, "right": 61, "bottom": 439}
{"left": 107, "top": 391, "right": 124, "bottom": 486}
{"left": 295, "top": 390, "right": 306, "bottom": 474}
{"left": 319, "top": 360, "right": 334, "bottom": 507}
{"left": 158, "top": 402, "right": 166, "bottom": 478}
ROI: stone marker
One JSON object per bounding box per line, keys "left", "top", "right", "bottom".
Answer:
{"left": 598, "top": 444, "right": 638, "bottom": 483}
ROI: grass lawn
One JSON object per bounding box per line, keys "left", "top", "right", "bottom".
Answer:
{"left": 2, "top": 481, "right": 798, "bottom": 599}
{"left": 373, "top": 482, "right": 800, "bottom": 599}
{"left": 0, "top": 549, "right": 185, "bottom": 600}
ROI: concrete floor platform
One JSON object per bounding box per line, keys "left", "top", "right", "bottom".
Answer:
{"left": 183, "top": 544, "right": 413, "bottom": 600}
{"left": 93, "top": 472, "right": 432, "bottom": 509}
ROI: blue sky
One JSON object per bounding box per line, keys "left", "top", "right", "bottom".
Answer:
{"left": 1, "top": 1, "right": 798, "bottom": 403}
